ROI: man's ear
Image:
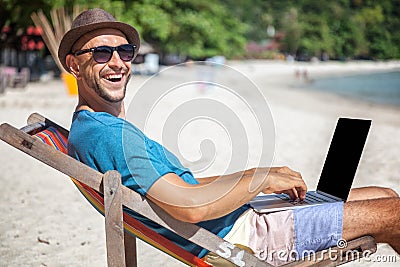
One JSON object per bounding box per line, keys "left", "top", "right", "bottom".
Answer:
{"left": 66, "top": 54, "right": 80, "bottom": 78}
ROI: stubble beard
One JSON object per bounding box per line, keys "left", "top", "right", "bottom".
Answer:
{"left": 94, "top": 72, "right": 131, "bottom": 103}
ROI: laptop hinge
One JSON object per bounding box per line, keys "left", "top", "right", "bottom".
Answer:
{"left": 316, "top": 190, "right": 344, "bottom": 201}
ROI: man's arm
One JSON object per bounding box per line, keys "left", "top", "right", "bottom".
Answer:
{"left": 146, "top": 166, "right": 307, "bottom": 223}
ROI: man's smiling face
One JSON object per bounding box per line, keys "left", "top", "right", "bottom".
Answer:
{"left": 73, "top": 28, "right": 132, "bottom": 103}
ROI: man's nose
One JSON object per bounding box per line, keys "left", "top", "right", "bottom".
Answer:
{"left": 107, "top": 51, "right": 124, "bottom": 66}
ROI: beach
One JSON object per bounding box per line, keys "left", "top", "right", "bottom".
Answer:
{"left": 0, "top": 60, "right": 399, "bottom": 266}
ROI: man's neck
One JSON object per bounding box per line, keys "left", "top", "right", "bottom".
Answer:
{"left": 76, "top": 96, "right": 126, "bottom": 119}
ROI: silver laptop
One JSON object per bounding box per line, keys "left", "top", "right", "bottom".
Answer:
{"left": 250, "top": 118, "right": 371, "bottom": 213}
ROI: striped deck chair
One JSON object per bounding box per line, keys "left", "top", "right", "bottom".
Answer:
{"left": 0, "top": 113, "right": 377, "bottom": 267}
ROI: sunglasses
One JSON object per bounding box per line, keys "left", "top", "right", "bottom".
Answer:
{"left": 74, "top": 44, "right": 137, "bottom": 63}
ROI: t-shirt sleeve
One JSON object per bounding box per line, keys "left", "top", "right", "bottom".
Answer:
{"left": 92, "top": 121, "right": 197, "bottom": 196}
{"left": 120, "top": 123, "right": 186, "bottom": 195}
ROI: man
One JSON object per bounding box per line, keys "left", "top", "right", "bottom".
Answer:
{"left": 59, "top": 8, "right": 399, "bottom": 266}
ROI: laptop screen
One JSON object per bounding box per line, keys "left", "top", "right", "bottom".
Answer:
{"left": 317, "top": 118, "right": 371, "bottom": 201}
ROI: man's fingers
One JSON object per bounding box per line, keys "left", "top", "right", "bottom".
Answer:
{"left": 284, "top": 190, "right": 295, "bottom": 199}
{"left": 291, "top": 188, "right": 299, "bottom": 200}
{"left": 295, "top": 178, "right": 307, "bottom": 199}
{"left": 289, "top": 177, "right": 307, "bottom": 200}
{"left": 296, "top": 186, "right": 307, "bottom": 200}
{"left": 265, "top": 171, "right": 308, "bottom": 198}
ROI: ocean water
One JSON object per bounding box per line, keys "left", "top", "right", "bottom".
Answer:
{"left": 308, "top": 70, "right": 400, "bottom": 106}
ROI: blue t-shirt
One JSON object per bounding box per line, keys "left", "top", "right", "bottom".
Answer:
{"left": 68, "top": 110, "right": 249, "bottom": 257}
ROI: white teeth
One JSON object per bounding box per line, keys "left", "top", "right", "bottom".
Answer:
{"left": 104, "top": 74, "right": 123, "bottom": 80}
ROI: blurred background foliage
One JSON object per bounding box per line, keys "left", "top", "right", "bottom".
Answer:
{"left": 1, "top": 0, "right": 400, "bottom": 61}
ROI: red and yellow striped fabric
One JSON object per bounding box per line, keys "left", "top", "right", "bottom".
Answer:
{"left": 34, "top": 126, "right": 68, "bottom": 154}
{"left": 33, "top": 126, "right": 210, "bottom": 267}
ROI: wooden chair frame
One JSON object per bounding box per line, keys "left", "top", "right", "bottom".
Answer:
{"left": 0, "top": 113, "right": 377, "bottom": 267}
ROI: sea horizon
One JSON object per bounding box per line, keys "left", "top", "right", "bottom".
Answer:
{"left": 307, "top": 70, "right": 400, "bottom": 107}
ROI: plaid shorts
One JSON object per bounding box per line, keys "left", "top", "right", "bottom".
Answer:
{"left": 205, "top": 202, "right": 343, "bottom": 266}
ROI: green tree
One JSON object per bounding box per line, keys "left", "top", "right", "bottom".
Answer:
{"left": 45, "top": 0, "right": 247, "bottom": 60}
{"left": 359, "top": 3, "right": 399, "bottom": 59}
{"left": 220, "top": 0, "right": 400, "bottom": 60}
{"left": 280, "top": 8, "right": 301, "bottom": 56}
{"left": 123, "top": 0, "right": 247, "bottom": 59}
{"left": 3, "top": 0, "right": 400, "bottom": 61}
{"left": 221, "top": 0, "right": 268, "bottom": 41}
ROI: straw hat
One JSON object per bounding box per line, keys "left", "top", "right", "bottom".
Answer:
{"left": 58, "top": 8, "right": 140, "bottom": 72}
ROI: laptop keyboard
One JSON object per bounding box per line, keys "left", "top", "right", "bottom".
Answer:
{"left": 275, "top": 192, "right": 336, "bottom": 205}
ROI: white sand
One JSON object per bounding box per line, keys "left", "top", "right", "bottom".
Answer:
{"left": 0, "top": 60, "right": 399, "bottom": 266}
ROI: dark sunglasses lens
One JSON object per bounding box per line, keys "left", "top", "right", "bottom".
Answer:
{"left": 93, "top": 46, "right": 113, "bottom": 63}
{"left": 117, "top": 45, "right": 135, "bottom": 61}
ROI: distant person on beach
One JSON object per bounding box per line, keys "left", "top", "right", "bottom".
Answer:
{"left": 59, "top": 8, "right": 400, "bottom": 266}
